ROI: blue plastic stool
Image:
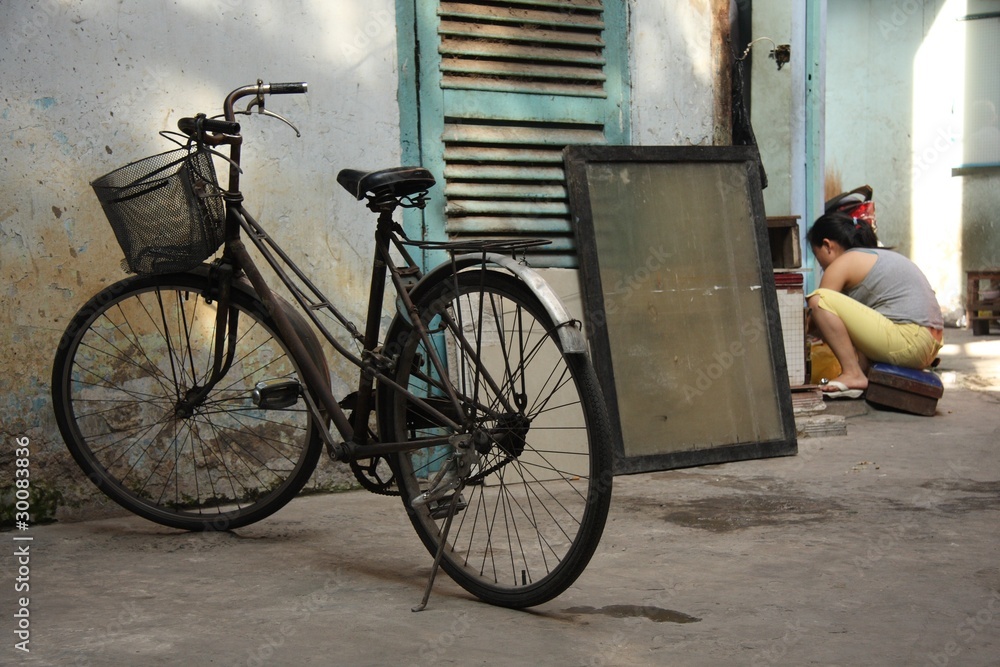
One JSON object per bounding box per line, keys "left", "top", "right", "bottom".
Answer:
{"left": 866, "top": 363, "right": 944, "bottom": 416}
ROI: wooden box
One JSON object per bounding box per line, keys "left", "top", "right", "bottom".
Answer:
{"left": 966, "top": 270, "right": 1000, "bottom": 336}
{"left": 866, "top": 363, "right": 944, "bottom": 416}
{"left": 766, "top": 216, "right": 801, "bottom": 269}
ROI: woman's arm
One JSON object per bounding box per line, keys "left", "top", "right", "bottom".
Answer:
{"left": 818, "top": 251, "right": 878, "bottom": 293}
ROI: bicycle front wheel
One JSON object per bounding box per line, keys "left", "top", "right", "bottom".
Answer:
{"left": 51, "top": 272, "right": 322, "bottom": 531}
{"left": 382, "top": 269, "right": 613, "bottom": 608}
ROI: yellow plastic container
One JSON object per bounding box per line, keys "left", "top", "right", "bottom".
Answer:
{"left": 810, "top": 341, "right": 842, "bottom": 384}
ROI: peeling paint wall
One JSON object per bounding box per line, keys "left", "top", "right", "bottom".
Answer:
{"left": 826, "top": 0, "right": 999, "bottom": 320}
{"left": 0, "top": 0, "right": 401, "bottom": 513}
{"left": 749, "top": 1, "right": 801, "bottom": 219}
{"left": 1, "top": 0, "right": 731, "bottom": 519}
{"left": 629, "top": 0, "right": 730, "bottom": 145}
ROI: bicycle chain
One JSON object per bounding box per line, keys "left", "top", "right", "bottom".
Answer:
{"left": 347, "top": 416, "right": 525, "bottom": 494}
{"left": 349, "top": 454, "right": 399, "bottom": 496}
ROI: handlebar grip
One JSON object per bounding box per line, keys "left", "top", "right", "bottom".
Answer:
{"left": 267, "top": 82, "right": 308, "bottom": 95}
{"left": 177, "top": 116, "right": 241, "bottom": 137}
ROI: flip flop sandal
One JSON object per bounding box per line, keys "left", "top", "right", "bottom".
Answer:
{"left": 819, "top": 378, "right": 865, "bottom": 400}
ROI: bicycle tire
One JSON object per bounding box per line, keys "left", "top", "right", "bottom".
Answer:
{"left": 51, "top": 271, "right": 323, "bottom": 531}
{"left": 380, "top": 269, "right": 613, "bottom": 608}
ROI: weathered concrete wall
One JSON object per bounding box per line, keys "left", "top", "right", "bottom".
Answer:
{"left": 629, "top": 0, "right": 730, "bottom": 145}
{"left": 544, "top": 0, "right": 731, "bottom": 359}
{"left": 827, "top": 0, "right": 926, "bottom": 253}
{"left": 826, "top": 0, "right": 977, "bottom": 319}
{"left": 0, "top": 0, "right": 401, "bottom": 517}
{"left": 751, "top": 1, "right": 798, "bottom": 218}
{"left": 1, "top": 0, "right": 729, "bottom": 521}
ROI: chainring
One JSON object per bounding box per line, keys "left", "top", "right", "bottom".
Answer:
{"left": 349, "top": 454, "right": 399, "bottom": 496}
{"left": 341, "top": 391, "right": 400, "bottom": 496}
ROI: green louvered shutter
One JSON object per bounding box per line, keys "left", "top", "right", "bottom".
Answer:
{"left": 403, "top": 0, "right": 629, "bottom": 268}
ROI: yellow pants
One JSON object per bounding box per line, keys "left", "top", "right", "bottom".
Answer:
{"left": 807, "top": 288, "right": 942, "bottom": 369}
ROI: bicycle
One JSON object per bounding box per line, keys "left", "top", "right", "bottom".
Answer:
{"left": 51, "top": 80, "right": 613, "bottom": 609}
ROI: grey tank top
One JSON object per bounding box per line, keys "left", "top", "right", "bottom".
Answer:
{"left": 845, "top": 249, "right": 943, "bottom": 329}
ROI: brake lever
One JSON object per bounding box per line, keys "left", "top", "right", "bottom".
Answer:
{"left": 237, "top": 93, "right": 302, "bottom": 137}
{"left": 256, "top": 107, "right": 301, "bottom": 137}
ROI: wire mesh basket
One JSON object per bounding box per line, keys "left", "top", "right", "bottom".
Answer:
{"left": 92, "top": 145, "right": 225, "bottom": 274}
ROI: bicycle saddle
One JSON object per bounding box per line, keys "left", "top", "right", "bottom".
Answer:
{"left": 337, "top": 167, "right": 436, "bottom": 200}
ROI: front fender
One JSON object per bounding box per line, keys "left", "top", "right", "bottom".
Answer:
{"left": 187, "top": 264, "right": 332, "bottom": 406}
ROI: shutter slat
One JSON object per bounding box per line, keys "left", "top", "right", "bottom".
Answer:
{"left": 439, "top": 21, "right": 604, "bottom": 48}
{"left": 443, "top": 89, "right": 608, "bottom": 124}
{"left": 442, "top": 123, "right": 604, "bottom": 146}
{"left": 446, "top": 183, "right": 566, "bottom": 198}
{"left": 447, "top": 200, "right": 570, "bottom": 215}
{"left": 472, "top": 0, "right": 603, "bottom": 12}
{"left": 440, "top": 58, "right": 606, "bottom": 82}
{"left": 445, "top": 164, "right": 565, "bottom": 180}
{"left": 444, "top": 146, "right": 563, "bottom": 163}
{"left": 444, "top": 217, "right": 574, "bottom": 235}
{"left": 441, "top": 78, "right": 606, "bottom": 98}
{"left": 440, "top": 38, "right": 605, "bottom": 66}
{"left": 439, "top": 2, "right": 605, "bottom": 30}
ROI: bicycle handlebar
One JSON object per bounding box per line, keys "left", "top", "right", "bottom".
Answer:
{"left": 266, "top": 82, "right": 308, "bottom": 95}
{"left": 174, "top": 81, "right": 309, "bottom": 190}
{"left": 177, "top": 115, "right": 241, "bottom": 138}
{"left": 223, "top": 80, "right": 308, "bottom": 122}
{"left": 176, "top": 80, "right": 308, "bottom": 146}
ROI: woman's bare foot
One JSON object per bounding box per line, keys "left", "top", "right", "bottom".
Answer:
{"left": 821, "top": 372, "right": 868, "bottom": 393}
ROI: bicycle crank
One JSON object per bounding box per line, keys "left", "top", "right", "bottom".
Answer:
{"left": 349, "top": 455, "right": 398, "bottom": 495}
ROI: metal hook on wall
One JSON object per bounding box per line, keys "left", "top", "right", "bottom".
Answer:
{"left": 737, "top": 36, "right": 791, "bottom": 70}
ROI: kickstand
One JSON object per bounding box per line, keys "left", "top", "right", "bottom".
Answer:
{"left": 412, "top": 485, "right": 465, "bottom": 612}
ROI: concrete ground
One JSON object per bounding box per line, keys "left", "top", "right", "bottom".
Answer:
{"left": 4, "top": 328, "right": 999, "bottom": 667}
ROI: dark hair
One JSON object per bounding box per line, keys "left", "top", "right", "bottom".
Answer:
{"left": 807, "top": 211, "right": 879, "bottom": 250}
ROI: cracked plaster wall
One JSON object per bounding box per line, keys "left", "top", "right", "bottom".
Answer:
{"left": 0, "top": 0, "right": 401, "bottom": 514}
{"left": 1, "top": 0, "right": 728, "bottom": 519}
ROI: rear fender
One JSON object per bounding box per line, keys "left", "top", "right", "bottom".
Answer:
{"left": 390, "top": 254, "right": 587, "bottom": 355}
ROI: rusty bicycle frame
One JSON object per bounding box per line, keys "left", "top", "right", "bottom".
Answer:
{"left": 189, "top": 81, "right": 474, "bottom": 465}
{"left": 59, "top": 79, "right": 610, "bottom": 611}
{"left": 186, "top": 80, "right": 590, "bottom": 609}
{"left": 186, "top": 81, "right": 582, "bottom": 481}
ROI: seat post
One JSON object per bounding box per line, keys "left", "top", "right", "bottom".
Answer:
{"left": 352, "top": 206, "right": 398, "bottom": 446}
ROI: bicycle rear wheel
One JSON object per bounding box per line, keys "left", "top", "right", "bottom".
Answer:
{"left": 51, "top": 271, "right": 322, "bottom": 530}
{"left": 381, "top": 269, "right": 613, "bottom": 608}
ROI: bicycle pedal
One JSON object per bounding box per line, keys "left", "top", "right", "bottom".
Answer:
{"left": 428, "top": 494, "right": 467, "bottom": 520}
{"left": 252, "top": 379, "right": 302, "bottom": 409}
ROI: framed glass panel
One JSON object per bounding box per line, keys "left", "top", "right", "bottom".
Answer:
{"left": 565, "top": 145, "right": 797, "bottom": 474}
